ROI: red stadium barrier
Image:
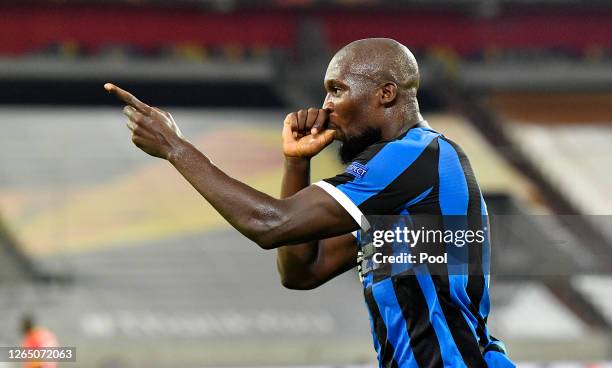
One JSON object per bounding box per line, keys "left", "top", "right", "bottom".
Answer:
{"left": 1, "top": 5, "right": 612, "bottom": 55}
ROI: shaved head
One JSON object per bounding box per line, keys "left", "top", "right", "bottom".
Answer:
{"left": 322, "top": 38, "right": 424, "bottom": 163}
{"left": 327, "top": 38, "right": 420, "bottom": 92}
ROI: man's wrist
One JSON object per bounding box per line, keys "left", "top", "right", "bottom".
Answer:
{"left": 284, "top": 156, "right": 311, "bottom": 170}
{"left": 166, "top": 138, "right": 192, "bottom": 164}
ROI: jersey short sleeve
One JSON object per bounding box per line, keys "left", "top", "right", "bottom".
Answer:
{"left": 313, "top": 128, "right": 440, "bottom": 230}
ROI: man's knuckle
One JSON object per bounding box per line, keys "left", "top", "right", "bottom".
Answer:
{"left": 298, "top": 109, "right": 307, "bottom": 118}
{"left": 285, "top": 112, "right": 296, "bottom": 122}
{"left": 154, "top": 106, "right": 168, "bottom": 116}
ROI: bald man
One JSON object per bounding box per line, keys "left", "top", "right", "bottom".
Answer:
{"left": 105, "top": 38, "right": 514, "bottom": 368}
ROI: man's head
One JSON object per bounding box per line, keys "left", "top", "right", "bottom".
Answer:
{"left": 323, "top": 38, "right": 421, "bottom": 163}
{"left": 21, "top": 314, "right": 34, "bottom": 335}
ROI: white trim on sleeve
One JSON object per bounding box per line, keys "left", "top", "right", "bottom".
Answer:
{"left": 313, "top": 180, "right": 370, "bottom": 231}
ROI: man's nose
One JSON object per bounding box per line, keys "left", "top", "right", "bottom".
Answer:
{"left": 322, "top": 96, "right": 333, "bottom": 110}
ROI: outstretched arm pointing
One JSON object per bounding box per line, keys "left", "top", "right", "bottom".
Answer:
{"left": 104, "top": 83, "right": 358, "bottom": 249}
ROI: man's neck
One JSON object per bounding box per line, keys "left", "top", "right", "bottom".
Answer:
{"left": 380, "top": 110, "right": 424, "bottom": 140}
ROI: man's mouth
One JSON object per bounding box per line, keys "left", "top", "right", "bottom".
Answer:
{"left": 326, "top": 122, "right": 341, "bottom": 139}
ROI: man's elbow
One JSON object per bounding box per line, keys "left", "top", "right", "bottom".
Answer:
{"left": 252, "top": 232, "right": 283, "bottom": 250}
{"left": 279, "top": 275, "right": 319, "bottom": 290}
{"left": 248, "top": 210, "right": 291, "bottom": 250}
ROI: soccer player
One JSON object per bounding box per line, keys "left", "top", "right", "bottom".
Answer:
{"left": 105, "top": 38, "right": 514, "bottom": 368}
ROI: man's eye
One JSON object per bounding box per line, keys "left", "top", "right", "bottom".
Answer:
{"left": 332, "top": 87, "right": 341, "bottom": 95}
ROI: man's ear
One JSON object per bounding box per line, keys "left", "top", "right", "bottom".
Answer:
{"left": 379, "top": 82, "right": 398, "bottom": 106}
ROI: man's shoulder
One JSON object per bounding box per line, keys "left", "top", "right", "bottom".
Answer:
{"left": 347, "top": 127, "right": 442, "bottom": 177}
{"left": 368, "top": 126, "right": 442, "bottom": 158}
{"left": 400, "top": 125, "right": 443, "bottom": 144}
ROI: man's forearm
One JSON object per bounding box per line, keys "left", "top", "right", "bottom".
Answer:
{"left": 276, "top": 156, "right": 319, "bottom": 285}
{"left": 168, "top": 140, "right": 287, "bottom": 248}
{"left": 280, "top": 157, "right": 311, "bottom": 198}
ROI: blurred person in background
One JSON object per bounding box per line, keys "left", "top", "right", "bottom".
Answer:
{"left": 21, "top": 315, "right": 58, "bottom": 368}
{"left": 105, "top": 38, "right": 513, "bottom": 368}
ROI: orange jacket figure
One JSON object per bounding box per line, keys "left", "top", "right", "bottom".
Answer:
{"left": 21, "top": 320, "right": 59, "bottom": 368}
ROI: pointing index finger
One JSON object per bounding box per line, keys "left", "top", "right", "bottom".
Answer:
{"left": 104, "top": 83, "right": 150, "bottom": 113}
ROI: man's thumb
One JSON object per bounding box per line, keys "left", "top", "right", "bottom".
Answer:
{"left": 320, "top": 129, "right": 336, "bottom": 145}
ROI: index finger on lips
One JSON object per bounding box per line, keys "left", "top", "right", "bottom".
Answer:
{"left": 311, "top": 109, "right": 328, "bottom": 135}
{"left": 305, "top": 108, "right": 319, "bottom": 132}
{"left": 104, "top": 83, "right": 151, "bottom": 114}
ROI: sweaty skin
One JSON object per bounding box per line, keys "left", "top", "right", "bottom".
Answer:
{"left": 105, "top": 38, "right": 425, "bottom": 289}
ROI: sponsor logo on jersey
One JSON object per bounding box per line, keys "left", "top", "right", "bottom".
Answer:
{"left": 346, "top": 162, "right": 368, "bottom": 178}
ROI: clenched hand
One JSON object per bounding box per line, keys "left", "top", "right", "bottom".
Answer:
{"left": 282, "top": 108, "right": 336, "bottom": 159}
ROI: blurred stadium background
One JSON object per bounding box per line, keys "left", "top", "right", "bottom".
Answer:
{"left": 0, "top": 0, "right": 611, "bottom": 367}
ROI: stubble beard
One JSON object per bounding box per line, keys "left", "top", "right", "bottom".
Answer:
{"left": 338, "top": 126, "right": 383, "bottom": 164}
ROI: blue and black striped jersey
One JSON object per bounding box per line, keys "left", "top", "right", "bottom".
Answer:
{"left": 314, "top": 122, "right": 515, "bottom": 368}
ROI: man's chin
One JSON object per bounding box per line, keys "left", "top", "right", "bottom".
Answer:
{"left": 328, "top": 126, "right": 343, "bottom": 142}
{"left": 337, "top": 127, "right": 383, "bottom": 164}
